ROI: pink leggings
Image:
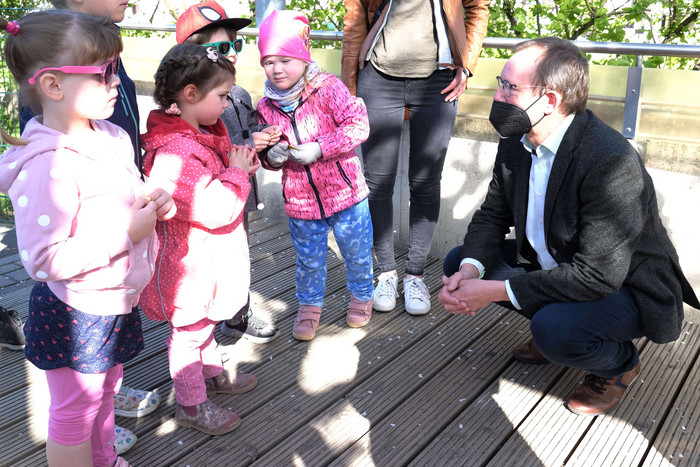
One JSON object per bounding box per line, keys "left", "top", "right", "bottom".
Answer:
{"left": 45, "top": 365, "right": 122, "bottom": 467}
{"left": 168, "top": 318, "right": 224, "bottom": 407}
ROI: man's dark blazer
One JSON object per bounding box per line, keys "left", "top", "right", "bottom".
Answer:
{"left": 461, "top": 110, "right": 699, "bottom": 343}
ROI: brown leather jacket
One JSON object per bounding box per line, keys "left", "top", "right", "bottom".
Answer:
{"left": 342, "top": 0, "right": 490, "bottom": 94}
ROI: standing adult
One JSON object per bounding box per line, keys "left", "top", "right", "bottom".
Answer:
{"left": 439, "top": 37, "right": 700, "bottom": 415}
{"left": 342, "top": 0, "right": 490, "bottom": 315}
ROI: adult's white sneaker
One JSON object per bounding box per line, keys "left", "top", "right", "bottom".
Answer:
{"left": 404, "top": 276, "right": 431, "bottom": 315}
{"left": 373, "top": 272, "right": 399, "bottom": 312}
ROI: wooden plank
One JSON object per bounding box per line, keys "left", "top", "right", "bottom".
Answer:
{"left": 0, "top": 405, "right": 49, "bottom": 466}
{"left": 0, "top": 281, "right": 32, "bottom": 317}
{"left": 254, "top": 303, "right": 518, "bottom": 466}
{"left": 410, "top": 355, "right": 569, "bottom": 466}
{"left": 485, "top": 338, "right": 643, "bottom": 466}
{"left": 566, "top": 322, "right": 700, "bottom": 467}
{"left": 325, "top": 308, "right": 527, "bottom": 466}
{"left": 0, "top": 366, "right": 51, "bottom": 430}
{"left": 111, "top": 240, "right": 414, "bottom": 465}
{"left": 171, "top": 258, "right": 451, "bottom": 465}
{"left": 642, "top": 330, "right": 700, "bottom": 466}
{"left": 484, "top": 367, "right": 593, "bottom": 466}
{"left": 0, "top": 317, "right": 176, "bottom": 462}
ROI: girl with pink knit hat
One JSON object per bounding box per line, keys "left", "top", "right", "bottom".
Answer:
{"left": 256, "top": 10, "right": 374, "bottom": 341}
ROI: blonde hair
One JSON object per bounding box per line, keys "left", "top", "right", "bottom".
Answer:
{"left": 1, "top": 10, "right": 122, "bottom": 145}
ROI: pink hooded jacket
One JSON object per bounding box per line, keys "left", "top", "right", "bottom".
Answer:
{"left": 139, "top": 111, "right": 251, "bottom": 327}
{"left": 257, "top": 72, "right": 370, "bottom": 220}
{"left": 0, "top": 117, "right": 157, "bottom": 316}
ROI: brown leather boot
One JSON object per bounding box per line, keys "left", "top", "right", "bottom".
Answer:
{"left": 512, "top": 339, "right": 549, "bottom": 364}
{"left": 565, "top": 361, "right": 641, "bottom": 416}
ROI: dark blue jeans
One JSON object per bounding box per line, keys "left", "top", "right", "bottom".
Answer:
{"left": 357, "top": 63, "right": 458, "bottom": 276}
{"left": 443, "top": 242, "right": 644, "bottom": 378}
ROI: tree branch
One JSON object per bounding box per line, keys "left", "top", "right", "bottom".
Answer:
{"left": 502, "top": 0, "right": 523, "bottom": 38}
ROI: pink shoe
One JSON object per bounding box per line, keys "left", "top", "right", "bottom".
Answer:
{"left": 346, "top": 296, "right": 372, "bottom": 328}
{"left": 292, "top": 305, "right": 322, "bottom": 341}
{"left": 175, "top": 400, "right": 241, "bottom": 435}
{"left": 206, "top": 370, "right": 257, "bottom": 395}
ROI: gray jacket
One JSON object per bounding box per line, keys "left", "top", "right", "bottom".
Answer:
{"left": 221, "top": 85, "right": 267, "bottom": 213}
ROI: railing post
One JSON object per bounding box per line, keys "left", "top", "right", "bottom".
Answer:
{"left": 622, "top": 55, "right": 643, "bottom": 144}
{"left": 255, "top": 0, "right": 286, "bottom": 25}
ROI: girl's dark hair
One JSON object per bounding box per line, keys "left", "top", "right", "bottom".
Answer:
{"left": 183, "top": 26, "right": 237, "bottom": 45}
{"left": 153, "top": 43, "right": 235, "bottom": 110}
{"left": 0, "top": 10, "right": 122, "bottom": 145}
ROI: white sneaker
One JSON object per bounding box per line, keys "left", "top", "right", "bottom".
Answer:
{"left": 114, "top": 385, "right": 161, "bottom": 418}
{"left": 373, "top": 272, "right": 399, "bottom": 312}
{"left": 404, "top": 276, "right": 431, "bottom": 315}
{"left": 114, "top": 425, "right": 137, "bottom": 455}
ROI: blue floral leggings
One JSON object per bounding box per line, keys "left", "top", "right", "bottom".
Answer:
{"left": 288, "top": 198, "right": 374, "bottom": 306}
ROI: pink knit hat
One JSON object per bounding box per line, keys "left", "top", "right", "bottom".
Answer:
{"left": 257, "top": 10, "right": 311, "bottom": 65}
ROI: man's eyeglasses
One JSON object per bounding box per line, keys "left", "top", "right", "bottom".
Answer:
{"left": 202, "top": 39, "right": 243, "bottom": 55}
{"left": 496, "top": 76, "right": 548, "bottom": 98}
{"left": 28, "top": 56, "right": 120, "bottom": 86}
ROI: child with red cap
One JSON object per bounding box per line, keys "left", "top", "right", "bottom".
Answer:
{"left": 257, "top": 10, "right": 374, "bottom": 341}
{"left": 176, "top": 1, "right": 281, "bottom": 344}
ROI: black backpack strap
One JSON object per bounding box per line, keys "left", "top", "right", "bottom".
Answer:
{"left": 370, "top": 0, "right": 391, "bottom": 29}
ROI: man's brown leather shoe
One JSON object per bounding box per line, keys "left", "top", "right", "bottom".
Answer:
{"left": 512, "top": 339, "right": 549, "bottom": 364}
{"left": 565, "top": 361, "right": 641, "bottom": 416}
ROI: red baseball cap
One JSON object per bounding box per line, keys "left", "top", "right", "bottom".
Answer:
{"left": 176, "top": 1, "right": 252, "bottom": 44}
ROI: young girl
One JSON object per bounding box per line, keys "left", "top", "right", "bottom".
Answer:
{"left": 176, "top": 0, "right": 281, "bottom": 344}
{"left": 0, "top": 11, "right": 174, "bottom": 467}
{"left": 43, "top": 0, "right": 163, "bottom": 451}
{"left": 257, "top": 10, "right": 374, "bottom": 341}
{"left": 139, "top": 43, "right": 259, "bottom": 435}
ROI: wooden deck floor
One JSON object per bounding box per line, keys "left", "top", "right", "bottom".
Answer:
{"left": 2, "top": 216, "right": 700, "bottom": 466}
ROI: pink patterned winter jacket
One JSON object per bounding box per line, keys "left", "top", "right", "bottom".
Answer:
{"left": 257, "top": 72, "right": 370, "bottom": 220}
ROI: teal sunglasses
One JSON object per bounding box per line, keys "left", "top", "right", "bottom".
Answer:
{"left": 202, "top": 39, "right": 243, "bottom": 55}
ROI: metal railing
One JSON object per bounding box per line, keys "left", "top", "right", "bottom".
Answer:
{"left": 119, "top": 23, "right": 700, "bottom": 141}
{"left": 118, "top": 23, "right": 700, "bottom": 58}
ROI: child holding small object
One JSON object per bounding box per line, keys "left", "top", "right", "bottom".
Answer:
{"left": 20, "top": 0, "right": 163, "bottom": 446}
{"left": 256, "top": 10, "right": 374, "bottom": 341}
{"left": 176, "top": 0, "right": 280, "bottom": 344}
{"left": 139, "top": 43, "right": 259, "bottom": 435}
{"left": 0, "top": 11, "right": 174, "bottom": 467}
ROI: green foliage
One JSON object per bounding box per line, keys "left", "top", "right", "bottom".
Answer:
{"left": 487, "top": 0, "right": 700, "bottom": 68}
{"left": 120, "top": 28, "right": 170, "bottom": 39}
{"left": 0, "top": 0, "right": 45, "bottom": 9}
{"left": 1, "top": 5, "right": 32, "bottom": 154}
{"left": 244, "top": 0, "right": 698, "bottom": 65}
{"left": 249, "top": 0, "right": 345, "bottom": 49}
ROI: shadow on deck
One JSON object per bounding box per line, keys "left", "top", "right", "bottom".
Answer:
{"left": 1, "top": 216, "right": 699, "bottom": 466}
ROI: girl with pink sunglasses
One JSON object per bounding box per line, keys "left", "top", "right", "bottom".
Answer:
{"left": 0, "top": 10, "right": 175, "bottom": 467}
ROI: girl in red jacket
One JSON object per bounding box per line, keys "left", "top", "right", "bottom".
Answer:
{"left": 139, "top": 44, "right": 260, "bottom": 436}
{"left": 256, "top": 11, "right": 374, "bottom": 341}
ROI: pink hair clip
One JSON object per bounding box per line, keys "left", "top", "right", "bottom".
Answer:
{"left": 5, "top": 20, "right": 19, "bottom": 36}
{"left": 165, "top": 103, "right": 181, "bottom": 115}
{"left": 206, "top": 46, "right": 219, "bottom": 63}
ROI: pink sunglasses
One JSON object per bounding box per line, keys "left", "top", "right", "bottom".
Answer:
{"left": 28, "top": 56, "right": 120, "bottom": 86}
